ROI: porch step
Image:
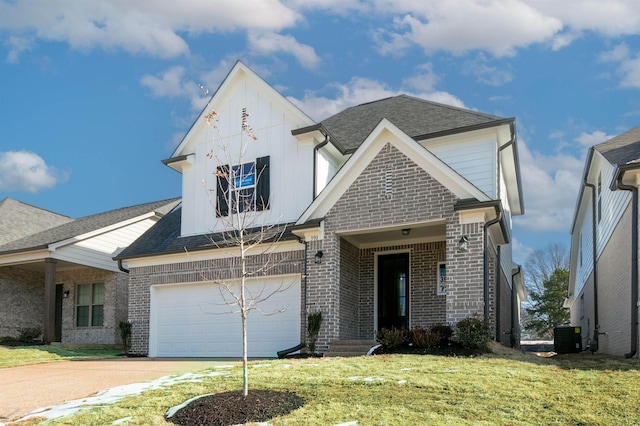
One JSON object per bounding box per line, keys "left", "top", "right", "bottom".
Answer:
{"left": 325, "top": 340, "right": 379, "bottom": 357}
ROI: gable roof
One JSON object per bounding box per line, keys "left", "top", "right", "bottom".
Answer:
{"left": 165, "top": 60, "right": 315, "bottom": 168}
{"left": 0, "top": 198, "right": 72, "bottom": 246}
{"left": 595, "top": 125, "right": 640, "bottom": 166}
{"left": 295, "top": 95, "right": 511, "bottom": 154}
{"left": 296, "top": 118, "right": 490, "bottom": 225}
{"left": 0, "top": 198, "right": 180, "bottom": 255}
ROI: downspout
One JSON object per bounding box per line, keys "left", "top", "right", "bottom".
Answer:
{"left": 484, "top": 211, "right": 502, "bottom": 322}
{"left": 313, "top": 135, "right": 330, "bottom": 199}
{"left": 118, "top": 259, "right": 130, "bottom": 274}
{"left": 495, "top": 246, "right": 501, "bottom": 341}
{"left": 615, "top": 172, "right": 638, "bottom": 358}
{"left": 584, "top": 181, "right": 600, "bottom": 352}
{"left": 511, "top": 265, "right": 522, "bottom": 348}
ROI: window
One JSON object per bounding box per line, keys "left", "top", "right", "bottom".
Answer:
{"left": 437, "top": 262, "right": 446, "bottom": 296}
{"left": 217, "top": 156, "right": 270, "bottom": 216}
{"left": 76, "top": 283, "right": 104, "bottom": 327}
{"left": 580, "top": 294, "right": 585, "bottom": 320}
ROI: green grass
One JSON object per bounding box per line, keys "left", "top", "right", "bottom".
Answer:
{"left": 0, "top": 345, "right": 122, "bottom": 368}
{"left": 15, "top": 345, "right": 640, "bottom": 426}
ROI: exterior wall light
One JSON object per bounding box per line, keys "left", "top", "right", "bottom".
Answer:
{"left": 458, "top": 235, "right": 469, "bottom": 252}
{"left": 63, "top": 289, "right": 70, "bottom": 298}
{"left": 401, "top": 228, "right": 411, "bottom": 236}
{"left": 314, "top": 250, "right": 324, "bottom": 264}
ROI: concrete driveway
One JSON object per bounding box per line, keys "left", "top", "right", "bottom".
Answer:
{"left": 0, "top": 358, "right": 229, "bottom": 423}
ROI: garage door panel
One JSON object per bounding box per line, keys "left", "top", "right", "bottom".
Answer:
{"left": 150, "top": 277, "right": 301, "bottom": 357}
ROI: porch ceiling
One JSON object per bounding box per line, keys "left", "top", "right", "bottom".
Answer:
{"left": 338, "top": 221, "right": 446, "bottom": 249}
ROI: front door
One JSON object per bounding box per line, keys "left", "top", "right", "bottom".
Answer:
{"left": 377, "top": 253, "right": 409, "bottom": 330}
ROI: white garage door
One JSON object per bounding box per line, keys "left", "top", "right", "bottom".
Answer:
{"left": 149, "top": 276, "right": 301, "bottom": 357}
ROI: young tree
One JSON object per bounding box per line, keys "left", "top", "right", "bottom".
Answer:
{"left": 200, "top": 97, "right": 295, "bottom": 397}
{"left": 524, "top": 268, "right": 570, "bottom": 338}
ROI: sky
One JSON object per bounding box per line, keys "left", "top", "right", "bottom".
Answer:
{"left": 1, "top": 0, "right": 640, "bottom": 266}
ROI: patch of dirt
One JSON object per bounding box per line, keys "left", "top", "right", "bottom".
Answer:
{"left": 167, "top": 389, "right": 305, "bottom": 426}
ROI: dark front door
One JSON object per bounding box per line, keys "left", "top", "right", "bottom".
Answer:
{"left": 378, "top": 253, "right": 409, "bottom": 330}
{"left": 54, "top": 284, "right": 63, "bottom": 342}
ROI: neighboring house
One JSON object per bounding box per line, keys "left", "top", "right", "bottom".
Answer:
{"left": 567, "top": 126, "right": 640, "bottom": 357}
{"left": 0, "top": 198, "right": 180, "bottom": 344}
{"left": 116, "top": 61, "right": 526, "bottom": 358}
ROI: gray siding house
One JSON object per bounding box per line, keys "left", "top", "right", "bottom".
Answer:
{"left": 567, "top": 126, "right": 640, "bottom": 357}
{"left": 117, "top": 61, "right": 527, "bottom": 357}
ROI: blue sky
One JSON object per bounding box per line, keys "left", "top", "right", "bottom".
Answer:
{"left": 1, "top": 0, "right": 640, "bottom": 265}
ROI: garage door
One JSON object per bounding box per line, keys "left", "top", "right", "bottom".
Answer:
{"left": 149, "top": 276, "right": 301, "bottom": 357}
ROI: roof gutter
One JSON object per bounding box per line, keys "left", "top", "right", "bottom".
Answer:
{"left": 584, "top": 179, "right": 600, "bottom": 352}
{"left": 612, "top": 165, "right": 638, "bottom": 358}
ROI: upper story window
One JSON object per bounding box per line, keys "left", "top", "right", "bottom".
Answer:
{"left": 217, "top": 156, "right": 270, "bottom": 217}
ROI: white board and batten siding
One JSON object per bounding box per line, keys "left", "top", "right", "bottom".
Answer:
{"left": 180, "top": 77, "right": 315, "bottom": 237}
{"left": 52, "top": 218, "right": 159, "bottom": 272}
{"left": 149, "top": 275, "right": 301, "bottom": 358}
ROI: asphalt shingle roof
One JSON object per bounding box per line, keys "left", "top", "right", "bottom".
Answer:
{"left": 115, "top": 206, "right": 299, "bottom": 260}
{"left": 0, "top": 198, "right": 180, "bottom": 254}
{"left": 595, "top": 125, "right": 640, "bottom": 166}
{"left": 0, "top": 198, "right": 73, "bottom": 246}
{"left": 317, "top": 94, "right": 508, "bottom": 152}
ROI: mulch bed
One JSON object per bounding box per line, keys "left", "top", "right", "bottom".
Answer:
{"left": 167, "top": 389, "right": 305, "bottom": 426}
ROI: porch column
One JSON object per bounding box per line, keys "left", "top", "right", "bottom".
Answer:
{"left": 43, "top": 258, "right": 57, "bottom": 343}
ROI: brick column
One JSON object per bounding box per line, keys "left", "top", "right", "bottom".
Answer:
{"left": 43, "top": 258, "right": 57, "bottom": 343}
{"left": 445, "top": 217, "right": 485, "bottom": 325}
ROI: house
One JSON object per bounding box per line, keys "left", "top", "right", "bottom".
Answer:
{"left": 567, "top": 126, "right": 640, "bottom": 357}
{"left": 116, "top": 61, "right": 526, "bottom": 358}
{"left": 0, "top": 198, "right": 180, "bottom": 344}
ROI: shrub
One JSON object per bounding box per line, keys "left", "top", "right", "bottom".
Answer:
{"left": 18, "top": 327, "right": 41, "bottom": 343}
{"left": 376, "top": 327, "right": 409, "bottom": 349}
{"left": 430, "top": 323, "right": 453, "bottom": 342}
{"left": 455, "top": 316, "right": 490, "bottom": 350}
{"left": 410, "top": 327, "right": 441, "bottom": 349}
{"left": 118, "top": 321, "right": 132, "bottom": 354}
{"left": 307, "top": 312, "right": 323, "bottom": 354}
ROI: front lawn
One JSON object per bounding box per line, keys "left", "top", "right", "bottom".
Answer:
{"left": 0, "top": 345, "right": 122, "bottom": 368}
{"left": 17, "top": 346, "right": 640, "bottom": 426}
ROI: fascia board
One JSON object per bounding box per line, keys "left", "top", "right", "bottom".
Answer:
{"left": 48, "top": 212, "right": 158, "bottom": 252}
{"left": 0, "top": 249, "right": 51, "bottom": 266}
{"left": 297, "top": 118, "right": 489, "bottom": 224}
{"left": 570, "top": 147, "right": 596, "bottom": 235}
{"left": 124, "top": 239, "right": 303, "bottom": 269}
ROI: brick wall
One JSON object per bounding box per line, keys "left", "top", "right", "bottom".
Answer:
{"left": 0, "top": 266, "right": 44, "bottom": 337}
{"left": 57, "top": 268, "right": 128, "bottom": 345}
{"left": 127, "top": 249, "right": 305, "bottom": 355}
{"left": 593, "top": 204, "right": 633, "bottom": 355}
{"left": 307, "top": 143, "right": 494, "bottom": 350}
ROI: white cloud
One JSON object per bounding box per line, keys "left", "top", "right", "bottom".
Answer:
{"left": 575, "top": 130, "right": 612, "bottom": 147}
{"left": 463, "top": 54, "right": 513, "bottom": 86}
{"left": 5, "top": 35, "right": 32, "bottom": 64}
{"left": 599, "top": 44, "right": 640, "bottom": 89}
{"left": 374, "top": 0, "right": 562, "bottom": 57}
{"left": 0, "top": 151, "right": 67, "bottom": 193}
{"left": 247, "top": 32, "right": 320, "bottom": 69}
{"left": 288, "top": 71, "right": 465, "bottom": 121}
{"left": 513, "top": 139, "right": 584, "bottom": 233}
{"left": 511, "top": 237, "right": 535, "bottom": 265}
{"left": 0, "top": 0, "right": 299, "bottom": 59}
